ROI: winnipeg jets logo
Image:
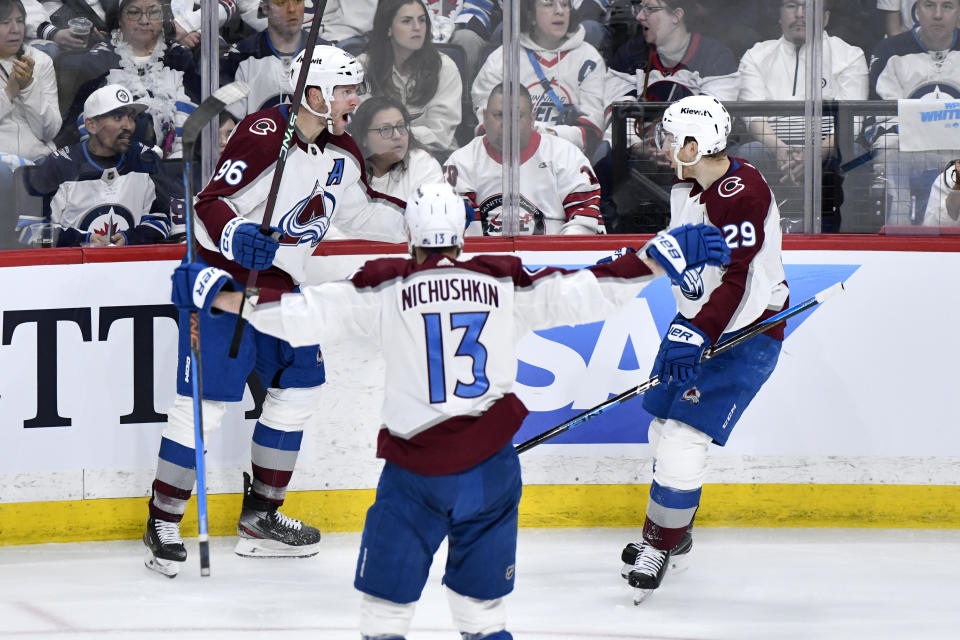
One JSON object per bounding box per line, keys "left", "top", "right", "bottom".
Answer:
{"left": 679, "top": 265, "right": 705, "bottom": 301}
{"left": 277, "top": 180, "right": 336, "bottom": 247}
{"left": 717, "top": 177, "right": 745, "bottom": 198}
{"left": 81, "top": 205, "right": 134, "bottom": 237}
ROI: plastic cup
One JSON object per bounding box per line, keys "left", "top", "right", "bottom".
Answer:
{"left": 67, "top": 17, "right": 92, "bottom": 44}
{"left": 26, "top": 222, "right": 60, "bottom": 248}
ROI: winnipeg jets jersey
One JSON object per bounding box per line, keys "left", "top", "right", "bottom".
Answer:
{"left": 669, "top": 158, "right": 789, "bottom": 342}
{"left": 247, "top": 250, "right": 657, "bottom": 475}
{"left": 605, "top": 33, "right": 740, "bottom": 113}
{"left": 194, "top": 105, "right": 406, "bottom": 286}
{"left": 25, "top": 141, "right": 171, "bottom": 245}
{"left": 221, "top": 31, "right": 314, "bottom": 122}
{"left": 869, "top": 28, "right": 960, "bottom": 99}
{"left": 443, "top": 132, "right": 602, "bottom": 235}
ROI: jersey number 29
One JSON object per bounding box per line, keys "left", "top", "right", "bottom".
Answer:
{"left": 422, "top": 311, "right": 490, "bottom": 404}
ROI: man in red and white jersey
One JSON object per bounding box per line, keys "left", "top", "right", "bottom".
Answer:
{"left": 444, "top": 83, "right": 603, "bottom": 236}
{"left": 142, "top": 45, "right": 407, "bottom": 578}
{"left": 178, "top": 183, "right": 728, "bottom": 639}
{"left": 619, "top": 95, "right": 790, "bottom": 605}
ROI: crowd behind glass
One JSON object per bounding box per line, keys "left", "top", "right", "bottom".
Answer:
{"left": 2, "top": 0, "right": 958, "bottom": 248}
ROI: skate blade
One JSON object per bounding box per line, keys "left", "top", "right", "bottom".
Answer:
{"left": 633, "top": 587, "right": 654, "bottom": 605}
{"left": 234, "top": 538, "right": 320, "bottom": 558}
{"left": 670, "top": 554, "right": 689, "bottom": 574}
{"left": 143, "top": 550, "right": 182, "bottom": 578}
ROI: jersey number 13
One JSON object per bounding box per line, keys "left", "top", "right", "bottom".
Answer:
{"left": 422, "top": 311, "right": 490, "bottom": 404}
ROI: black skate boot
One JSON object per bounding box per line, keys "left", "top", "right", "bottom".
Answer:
{"left": 620, "top": 528, "right": 692, "bottom": 579}
{"left": 235, "top": 472, "right": 321, "bottom": 558}
{"left": 628, "top": 543, "right": 671, "bottom": 605}
{"left": 143, "top": 516, "right": 187, "bottom": 578}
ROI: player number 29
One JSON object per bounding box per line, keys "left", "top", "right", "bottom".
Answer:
{"left": 213, "top": 159, "right": 248, "bottom": 186}
{"left": 422, "top": 311, "right": 490, "bottom": 404}
{"left": 722, "top": 221, "right": 756, "bottom": 249}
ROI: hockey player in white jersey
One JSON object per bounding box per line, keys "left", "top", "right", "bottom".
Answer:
{"left": 445, "top": 83, "right": 603, "bottom": 235}
{"left": 143, "top": 45, "right": 407, "bottom": 577}
{"left": 618, "top": 95, "right": 788, "bottom": 604}
{"left": 172, "top": 183, "right": 729, "bottom": 638}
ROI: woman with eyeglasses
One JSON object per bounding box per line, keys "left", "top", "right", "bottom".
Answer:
{"left": 57, "top": 0, "right": 200, "bottom": 159}
{"left": 358, "top": 0, "right": 463, "bottom": 157}
{"left": 350, "top": 95, "right": 444, "bottom": 201}
{"left": 605, "top": 0, "right": 739, "bottom": 106}
{"left": 471, "top": 0, "right": 607, "bottom": 155}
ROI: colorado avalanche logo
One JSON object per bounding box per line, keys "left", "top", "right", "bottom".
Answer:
{"left": 717, "top": 176, "right": 745, "bottom": 198}
{"left": 249, "top": 118, "right": 278, "bottom": 136}
{"left": 679, "top": 264, "right": 705, "bottom": 301}
{"left": 277, "top": 180, "right": 336, "bottom": 247}
{"left": 81, "top": 205, "right": 135, "bottom": 237}
{"left": 681, "top": 387, "right": 701, "bottom": 405}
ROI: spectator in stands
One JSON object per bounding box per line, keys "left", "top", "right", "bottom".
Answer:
{"left": 605, "top": 0, "right": 739, "bottom": 106}
{"left": 358, "top": 0, "right": 462, "bottom": 158}
{"left": 867, "top": 0, "right": 960, "bottom": 224}
{"left": 58, "top": 0, "right": 201, "bottom": 158}
{"left": 922, "top": 158, "right": 960, "bottom": 226}
{"left": 23, "top": 0, "right": 106, "bottom": 55}
{"left": 444, "top": 83, "right": 604, "bottom": 235}
{"left": 0, "top": 0, "right": 61, "bottom": 166}
{"left": 350, "top": 95, "right": 444, "bottom": 201}
{"left": 472, "top": 0, "right": 607, "bottom": 155}
{"left": 168, "top": 0, "right": 237, "bottom": 49}
{"left": 879, "top": 0, "right": 918, "bottom": 37}
{"left": 21, "top": 84, "right": 173, "bottom": 247}
{"left": 220, "top": 0, "right": 330, "bottom": 124}
{"left": 736, "top": 0, "right": 868, "bottom": 232}
{"left": 451, "top": 0, "right": 614, "bottom": 81}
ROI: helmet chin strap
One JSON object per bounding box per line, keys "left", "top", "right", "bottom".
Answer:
{"left": 672, "top": 145, "right": 702, "bottom": 179}
{"left": 302, "top": 86, "right": 336, "bottom": 131}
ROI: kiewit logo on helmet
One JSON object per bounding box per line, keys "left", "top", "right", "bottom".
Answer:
{"left": 679, "top": 107, "right": 712, "bottom": 117}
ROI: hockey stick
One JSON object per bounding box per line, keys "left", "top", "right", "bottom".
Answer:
{"left": 227, "top": 0, "right": 329, "bottom": 358}
{"left": 180, "top": 80, "right": 251, "bottom": 577}
{"left": 515, "top": 282, "right": 846, "bottom": 454}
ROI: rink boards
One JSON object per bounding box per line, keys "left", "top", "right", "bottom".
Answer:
{"left": 1, "top": 236, "right": 958, "bottom": 544}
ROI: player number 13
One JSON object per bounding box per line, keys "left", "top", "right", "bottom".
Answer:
{"left": 422, "top": 311, "right": 490, "bottom": 404}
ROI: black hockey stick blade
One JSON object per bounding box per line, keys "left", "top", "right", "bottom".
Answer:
{"left": 515, "top": 282, "right": 845, "bottom": 454}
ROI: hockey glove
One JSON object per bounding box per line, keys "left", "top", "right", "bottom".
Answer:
{"left": 171, "top": 261, "right": 236, "bottom": 313}
{"left": 596, "top": 246, "right": 637, "bottom": 265}
{"left": 656, "top": 317, "right": 711, "bottom": 384}
{"left": 220, "top": 217, "right": 280, "bottom": 271}
{"left": 645, "top": 224, "right": 730, "bottom": 286}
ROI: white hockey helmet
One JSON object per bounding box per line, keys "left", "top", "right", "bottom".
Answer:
{"left": 405, "top": 183, "right": 467, "bottom": 253}
{"left": 654, "top": 95, "right": 731, "bottom": 178}
{"left": 290, "top": 45, "right": 365, "bottom": 120}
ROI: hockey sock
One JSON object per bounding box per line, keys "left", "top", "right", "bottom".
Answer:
{"left": 149, "top": 437, "right": 197, "bottom": 522}
{"left": 642, "top": 481, "right": 701, "bottom": 551}
{"left": 250, "top": 422, "right": 303, "bottom": 505}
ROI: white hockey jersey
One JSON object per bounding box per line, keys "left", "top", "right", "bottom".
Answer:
{"left": 738, "top": 33, "right": 868, "bottom": 143}
{"left": 923, "top": 163, "right": 960, "bottom": 226}
{"left": 222, "top": 31, "right": 304, "bottom": 122}
{"left": 443, "top": 131, "right": 603, "bottom": 235}
{"left": 366, "top": 148, "right": 444, "bottom": 202}
{"left": 247, "top": 250, "right": 657, "bottom": 475}
{"left": 195, "top": 105, "right": 406, "bottom": 286}
{"left": 669, "top": 158, "right": 789, "bottom": 342}
{"left": 472, "top": 27, "right": 606, "bottom": 152}
{"left": 869, "top": 27, "right": 960, "bottom": 99}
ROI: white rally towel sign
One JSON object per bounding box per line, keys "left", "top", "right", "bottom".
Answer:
{"left": 897, "top": 98, "right": 960, "bottom": 151}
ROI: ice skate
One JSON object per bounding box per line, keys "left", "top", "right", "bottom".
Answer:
{"left": 628, "top": 544, "right": 671, "bottom": 605}
{"left": 143, "top": 516, "right": 186, "bottom": 578}
{"left": 234, "top": 472, "right": 321, "bottom": 558}
{"left": 620, "top": 528, "right": 692, "bottom": 579}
